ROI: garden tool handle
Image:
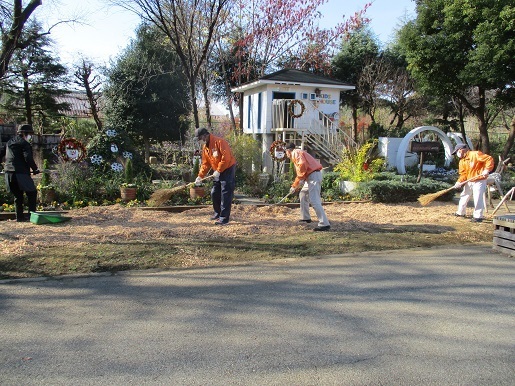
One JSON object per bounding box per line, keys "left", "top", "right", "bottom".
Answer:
{"left": 188, "top": 174, "right": 214, "bottom": 188}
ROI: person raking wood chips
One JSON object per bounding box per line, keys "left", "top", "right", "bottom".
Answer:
{"left": 452, "top": 143, "right": 494, "bottom": 223}
{"left": 0, "top": 124, "right": 40, "bottom": 222}
{"left": 194, "top": 128, "right": 236, "bottom": 225}
{"left": 285, "top": 142, "right": 330, "bottom": 231}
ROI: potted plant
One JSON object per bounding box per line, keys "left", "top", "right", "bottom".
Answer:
{"left": 189, "top": 155, "right": 206, "bottom": 199}
{"left": 120, "top": 158, "right": 137, "bottom": 202}
{"left": 38, "top": 159, "right": 56, "bottom": 204}
{"left": 334, "top": 140, "right": 384, "bottom": 193}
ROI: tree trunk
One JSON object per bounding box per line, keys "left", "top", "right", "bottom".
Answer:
{"left": 144, "top": 135, "right": 150, "bottom": 163}
{"left": 501, "top": 116, "right": 515, "bottom": 161}
{"left": 475, "top": 88, "right": 490, "bottom": 154}
{"left": 200, "top": 75, "right": 212, "bottom": 129}
{"left": 190, "top": 79, "right": 200, "bottom": 128}
{"left": 0, "top": 0, "right": 42, "bottom": 80}
{"left": 352, "top": 102, "right": 358, "bottom": 143}
{"left": 22, "top": 70, "right": 32, "bottom": 125}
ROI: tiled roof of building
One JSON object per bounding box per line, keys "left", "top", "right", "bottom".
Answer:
{"left": 231, "top": 68, "right": 355, "bottom": 92}
{"left": 56, "top": 91, "right": 103, "bottom": 118}
{"left": 260, "top": 69, "right": 354, "bottom": 87}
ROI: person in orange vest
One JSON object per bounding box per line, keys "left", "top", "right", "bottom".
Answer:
{"left": 194, "top": 128, "right": 237, "bottom": 225}
{"left": 285, "top": 142, "right": 330, "bottom": 231}
{"left": 452, "top": 143, "right": 494, "bottom": 223}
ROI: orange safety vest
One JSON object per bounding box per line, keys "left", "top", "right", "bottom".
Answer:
{"left": 457, "top": 150, "right": 494, "bottom": 182}
{"left": 199, "top": 134, "right": 236, "bottom": 178}
{"left": 290, "top": 149, "right": 322, "bottom": 188}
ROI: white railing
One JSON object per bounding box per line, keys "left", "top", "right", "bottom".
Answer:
{"left": 272, "top": 99, "right": 357, "bottom": 165}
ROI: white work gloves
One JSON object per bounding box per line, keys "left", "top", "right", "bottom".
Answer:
{"left": 453, "top": 181, "right": 463, "bottom": 189}
{"left": 213, "top": 170, "right": 220, "bottom": 181}
{"left": 289, "top": 186, "right": 296, "bottom": 195}
{"left": 195, "top": 176, "right": 203, "bottom": 186}
{"left": 481, "top": 170, "right": 489, "bottom": 177}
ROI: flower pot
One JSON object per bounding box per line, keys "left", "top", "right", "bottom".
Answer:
{"left": 339, "top": 180, "right": 357, "bottom": 194}
{"left": 120, "top": 187, "right": 137, "bottom": 202}
{"left": 190, "top": 186, "right": 206, "bottom": 199}
{"left": 39, "top": 187, "right": 56, "bottom": 204}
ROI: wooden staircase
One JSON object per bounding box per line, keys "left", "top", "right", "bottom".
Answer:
{"left": 272, "top": 99, "right": 357, "bottom": 166}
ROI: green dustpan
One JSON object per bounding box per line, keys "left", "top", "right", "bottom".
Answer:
{"left": 30, "top": 211, "right": 71, "bottom": 225}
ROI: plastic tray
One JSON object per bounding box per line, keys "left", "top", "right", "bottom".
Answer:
{"left": 30, "top": 211, "right": 71, "bottom": 225}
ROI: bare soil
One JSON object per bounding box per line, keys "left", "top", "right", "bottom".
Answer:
{"left": 0, "top": 201, "right": 497, "bottom": 279}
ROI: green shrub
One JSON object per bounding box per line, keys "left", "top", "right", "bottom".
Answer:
{"left": 39, "top": 159, "right": 52, "bottom": 188}
{"left": 263, "top": 178, "right": 293, "bottom": 203}
{"left": 335, "top": 140, "right": 384, "bottom": 182}
{"left": 350, "top": 179, "right": 453, "bottom": 203}
{"left": 321, "top": 171, "right": 343, "bottom": 201}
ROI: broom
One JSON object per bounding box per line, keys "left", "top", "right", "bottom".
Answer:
{"left": 148, "top": 175, "right": 214, "bottom": 207}
{"left": 418, "top": 176, "right": 479, "bottom": 206}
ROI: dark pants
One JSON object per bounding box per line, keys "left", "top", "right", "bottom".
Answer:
{"left": 211, "top": 164, "right": 236, "bottom": 223}
{"left": 5, "top": 173, "right": 37, "bottom": 221}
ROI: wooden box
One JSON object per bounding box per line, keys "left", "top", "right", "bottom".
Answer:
{"left": 493, "top": 215, "right": 515, "bottom": 256}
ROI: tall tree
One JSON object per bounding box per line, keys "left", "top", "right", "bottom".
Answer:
{"left": 103, "top": 23, "right": 190, "bottom": 162}
{"left": 109, "top": 0, "right": 231, "bottom": 129}
{"left": 0, "top": 19, "right": 69, "bottom": 131}
{"left": 332, "top": 25, "right": 379, "bottom": 141}
{"left": 232, "top": 0, "right": 369, "bottom": 79}
{"left": 73, "top": 58, "right": 103, "bottom": 131}
{"left": 0, "top": 0, "right": 41, "bottom": 79}
{"left": 398, "top": 0, "right": 515, "bottom": 154}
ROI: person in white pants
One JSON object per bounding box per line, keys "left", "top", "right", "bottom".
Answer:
{"left": 452, "top": 143, "right": 494, "bottom": 223}
{"left": 285, "top": 142, "right": 330, "bottom": 231}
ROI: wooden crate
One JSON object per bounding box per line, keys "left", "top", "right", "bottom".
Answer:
{"left": 493, "top": 215, "right": 515, "bottom": 257}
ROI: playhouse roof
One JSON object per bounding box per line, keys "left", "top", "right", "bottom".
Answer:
{"left": 231, "top": 69, "right": 355, "bottom": 93}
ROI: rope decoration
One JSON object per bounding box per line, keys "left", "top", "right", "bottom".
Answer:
{"left": 288, "top": 99, "right": 305, "bottom": 118}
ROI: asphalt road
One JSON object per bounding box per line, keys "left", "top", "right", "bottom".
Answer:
{"left": 1, "top": 244, "right": 514, "bottom": 385}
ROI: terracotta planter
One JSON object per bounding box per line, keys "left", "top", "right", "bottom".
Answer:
{"left": 120, "top": 187, "right": 137, "bottom": 202}
{"left": 190, "top": 186, "right": 206, "bottom": 199}
{"left": 39, "top": 188, "right": 56, "bottom": 204}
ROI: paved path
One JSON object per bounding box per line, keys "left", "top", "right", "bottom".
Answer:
{"left": 1, "top": 244, "right": 514, "bottom": 385}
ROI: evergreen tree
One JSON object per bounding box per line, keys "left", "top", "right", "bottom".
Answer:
{"left": 0, "top": 19, "right": 69, "bottom": 132}
{"left": 103, "top": 23, "right": 190, "bottom": 162}
{"left": 398, "top": 0, "right": 515, "bottom": 154}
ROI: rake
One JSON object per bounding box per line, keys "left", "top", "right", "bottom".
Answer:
{"left": 417, "top": 176, "right": 479, "bottom": 206}
{"left": 148, "top": 175, "right": 214, "bottom": 207}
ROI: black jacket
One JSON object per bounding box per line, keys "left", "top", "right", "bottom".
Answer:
{"left": 3, "top": 136, "right": 38, "bottom": 174}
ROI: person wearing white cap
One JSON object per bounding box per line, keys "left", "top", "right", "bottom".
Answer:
{"left": 452, "top": 143, "right": 494, "bottom": 222}
{"left": 285, "top": 142, "right": 330, "bottom": 231}
{"left": 194, "top": 128, "right": 237, "bottom": 225}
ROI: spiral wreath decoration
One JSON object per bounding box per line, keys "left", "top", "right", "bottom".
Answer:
{"left": 270, "top": 140, "right": 287, "bottom": 162}
{"left": 288, "top": 99, "right": 305, "bottom": 118}
{"left": 57, "top": 138, "right": 87, "bottom": 162}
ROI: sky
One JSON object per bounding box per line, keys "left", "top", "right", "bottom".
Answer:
{"left": 39, "top": 0, "right": 416, "bottom": 67}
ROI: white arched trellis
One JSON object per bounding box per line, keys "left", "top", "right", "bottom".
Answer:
{"left": 447, "top": 132, "right": 475, "bottom": 150}
{"left": 396, "top": 126, "right": 454, "bottom": 174}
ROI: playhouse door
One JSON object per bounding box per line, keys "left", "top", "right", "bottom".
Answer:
{"left": 272, "top": 92, "right": 295, "bottom": 128}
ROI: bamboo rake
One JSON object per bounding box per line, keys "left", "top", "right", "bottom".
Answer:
{"left": 417, "top": 176, "right": 480, "bottom": 206}
{"left": 148, "top": 175, "right": 214, "bottom": 207}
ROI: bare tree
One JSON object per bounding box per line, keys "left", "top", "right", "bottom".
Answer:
{"left": 109, "top": 0, "right": 232, "bottom": 129}
{"left": 73, "top": 58, "right": 103, "bottom": 131}
{"left": 0, "top": 0, "right": 42, "bottom": 79}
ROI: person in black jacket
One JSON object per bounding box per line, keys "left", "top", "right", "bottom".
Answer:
{"left": 0, "top": 124, "right": 40, "bottom": 221}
